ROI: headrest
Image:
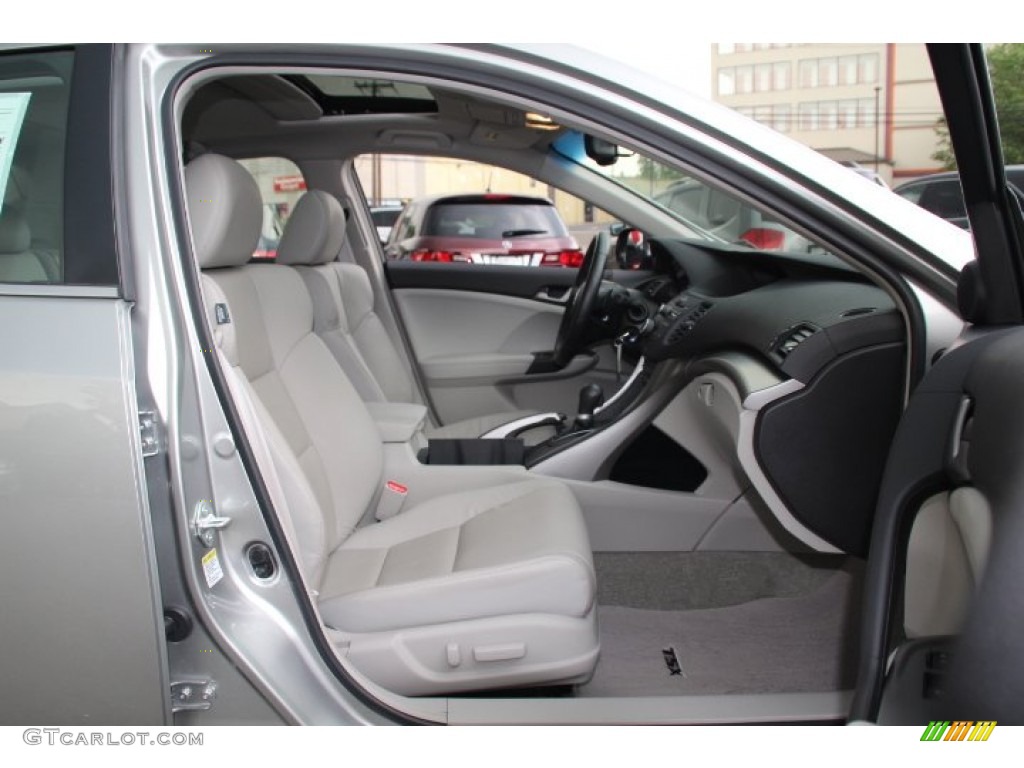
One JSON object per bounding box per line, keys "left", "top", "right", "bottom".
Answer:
{"left": 275, "top": 190, "right": 346, "bottom": 266}
{"left": 0, "top": 207, "right": 30, "bottom": 254}
{"left": 184, "top": 154, "right": 263, "bottom": 269}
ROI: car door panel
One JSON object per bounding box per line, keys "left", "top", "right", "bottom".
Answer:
{"left": 852, "top": 45, "right": 1024, "bottom": 725}
{"left": 387, "top": 263, "right": 621, "bottom": 423}
{"left": 0, "top": 296, "right": 169, "bottom": 724}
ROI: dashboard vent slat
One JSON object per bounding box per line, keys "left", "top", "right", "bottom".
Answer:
{"left": 771, "top": 322, "right": 819, "bottom": 360}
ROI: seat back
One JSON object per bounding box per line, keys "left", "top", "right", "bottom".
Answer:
{"left": 185, "top": 155, "right": 384, "bottom": 586}
{"left": 0, "top": 207, "right": 48, "bottom": 282}
{"left": 276, "top": 190, "right": 416, "bottom": 404}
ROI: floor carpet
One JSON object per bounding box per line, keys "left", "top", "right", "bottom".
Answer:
{"left": 579, "top": 567, "right": 861, "bottom": 697}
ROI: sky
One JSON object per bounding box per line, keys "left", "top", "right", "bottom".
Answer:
{"left": 9, "top": 1, "right": 1024, "bottom": 103}
{"left": 15, "top": 1, "right": 1024, "bottom": 63}
{"left": 19, "top": 0, "right": 1024, "bottom": 98}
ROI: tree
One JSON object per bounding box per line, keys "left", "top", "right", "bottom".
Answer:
{"left": 931, "top": 116, "right": 956, "bottom": 170}
{"left": 933, "top": 44, "right": 1024, "bottom": 168}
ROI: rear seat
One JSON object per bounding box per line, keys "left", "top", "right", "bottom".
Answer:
{"left": 0, "top": 207, "right": 48, "bottom": 282}
{"left": 275, "top": 190, "right": 548, "bottom": 441}
{"left": 185, "top": 154, "right": 599, "bottom": 696}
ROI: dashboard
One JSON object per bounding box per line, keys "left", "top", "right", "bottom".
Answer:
{"left": 614, "top": 237, "right": 908, "bottom": 556}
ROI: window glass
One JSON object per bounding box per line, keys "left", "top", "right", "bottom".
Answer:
{"left": 358, "top": 155, "right": 613, "bottom": 268}
{"left": 919, "top": 180, "right": 966, "bottom": 220}
{"left": 717, "top": 68, "right": 736, "bottom": 97}
{"left": 772, "top": 62, "right": 790, "bottom": 91}
{"left": 773, "top": 104, "right": 792, "bottom": 133}
{"left": 735, "top": 66, "right": 753, "bottom": 95}
{"left": 894, "top": 184, "right": 925, "bottom": 205}
{"left": 754, "top": 64, "right": 773, "bottom": 93}
{"left": 857, "top": 98, "right": 876, "bottom": 128}
{"left": 838, "top": 55, "right": 858, "bottom": 86}
{"left": 799, "top": 59, "right": 818, "bottom": 89}
{"left": 819, "top": 101, "right": 838, "bottom": 130}
{"left": 837, "top": 100, "right": 858, "bottom": 129}
{"left": 799, "top": 101, "right": 818, "bottom": 131}
{"left": 0, "top": 49, "right": 73, "bottom": 284}
{"left": 819, "top": 58, "right": 838, "bottom": 88}
{"left": 858, "top": 53, "right": 879, "bottom": 84}
{"left": 236, "top": 157, "right": 304, "bottom": 261}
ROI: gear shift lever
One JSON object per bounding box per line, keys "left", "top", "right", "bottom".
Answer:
{"left": 574, "top": 384, "right": 605, "bottom": 430}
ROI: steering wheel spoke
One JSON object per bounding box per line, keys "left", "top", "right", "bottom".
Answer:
{"left": 552, "top": 231, "right": 609, "bottom": 367}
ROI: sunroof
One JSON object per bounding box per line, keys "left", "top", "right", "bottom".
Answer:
{"left": 291, "top": 75, "right": 436, "bottom": 115}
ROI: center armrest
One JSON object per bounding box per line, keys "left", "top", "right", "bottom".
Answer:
{"left": 365, "top": 401, "right": 428, "bottom": 443}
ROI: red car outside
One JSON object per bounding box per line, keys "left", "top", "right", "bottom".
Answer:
{"left": 383, "top": 193, "right": 584, "bottom": 267}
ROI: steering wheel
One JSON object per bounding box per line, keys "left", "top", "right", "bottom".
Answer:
{"left": 552, "top": 230, "right": 609, "bottom": 367}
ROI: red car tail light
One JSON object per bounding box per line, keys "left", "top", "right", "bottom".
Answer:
{"left": 410, "top": 249, "right": 470, "bottom": 263}
{"left": 540, "top": 249, "right": 585, "bottom": 267}
{"left": 739, "top": 228, "right": 786, "bottom": 250}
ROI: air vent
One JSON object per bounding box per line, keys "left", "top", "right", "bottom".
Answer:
{"left": 771, "top": 323, "right": 819, "bottom": 360}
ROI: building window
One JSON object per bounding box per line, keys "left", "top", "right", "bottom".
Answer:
{"left": 717, "top": 43, "right": 735, "bottom": 55}
{"left": 717, "top": 67, "right": 735, "bottom": 96}
{"left": 754, "top": 63, "right": 773, "bottom": 92}
{"left": 799, "top": 59, "right": 818, "bottom": 89}
{"left": 838, "top": 55, "right": 858, "bottom": 86}
{"left": 819, "top": 58, "right": 838, "bottom": 88}
{"left": 819, "top": 101, "right": 838, "bottom": 130}
{"left": 859, "top": 53, "right": 879, "bottom": 84}
{"left": 773, "top": 104, "right": 792, "bottom": 133}
{"left": 735, "top": 43, "right": 751, "bottom": 53}
{"left": 837, "top": 99, "right": 858, "bottom": 128}
{"left": 735, "top": 65, "right": 754, "bottom": 94}
{"left": 858, "top": 98, "right": 877, "bottom": 128}
{"left": 798, "top": 102, "right": 818, "bottom": 131}
{"left": 772, "top": 61, "right": 791, "bottom": 91}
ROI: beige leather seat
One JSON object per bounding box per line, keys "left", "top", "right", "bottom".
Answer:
{"left": 186, "top": 155, "right": 598, "bottom": 696}
{"left": 276, "top": 190, "right": 546, "bottom": 440}
{"left": 0, "top": 208, "right": 48, "bottom": 283}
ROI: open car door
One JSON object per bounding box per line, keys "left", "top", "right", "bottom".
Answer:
{"left": 852, "top": 43, "right": 1024, "bottom": 724}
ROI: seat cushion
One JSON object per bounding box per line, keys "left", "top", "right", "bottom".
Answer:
{"left": 319, "top": 480, "right": 595, "bottom": 634}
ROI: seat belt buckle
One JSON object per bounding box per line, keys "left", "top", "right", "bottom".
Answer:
{"left": 375, "top": 480, "right": 408, "bottom": 521}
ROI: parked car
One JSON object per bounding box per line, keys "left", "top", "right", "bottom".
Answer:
{"left": 652, "top": 178, "right": 819, "bottom": 253}
{"left": 840, "top": 161, "right": 889, "bottom": 188}
{"left": 4, "top": 44, "right": 1024, "bottom": 731}
{"left": 894, "top": 165, "right": 1024, "bottom": 228}
{"left": 384, "top": 193, "right": 584, "bottom": 266}
{"left": 369, "top": 204, "right": 403, "bottom": 245}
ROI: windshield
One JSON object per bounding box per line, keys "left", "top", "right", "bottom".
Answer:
{"left": 551, "top": 130, "right": 829, "bottom": 257}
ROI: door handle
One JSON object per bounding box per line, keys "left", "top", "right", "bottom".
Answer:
{"left": 534, "top": 286, "right": 572, "bottom": 304}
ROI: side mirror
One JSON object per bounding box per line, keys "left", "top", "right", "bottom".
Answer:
{"left": 608, "top": 222, "right": 625, "bottom": 237}
{"left": 614, "top": 228, "right": 652, "bottom": 270}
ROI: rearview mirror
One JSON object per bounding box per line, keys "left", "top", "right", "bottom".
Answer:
{"left": 584, "top": 135, "right": 621, "bottom": 167}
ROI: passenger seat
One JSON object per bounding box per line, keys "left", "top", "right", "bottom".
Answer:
{"left": 185, "top": 155, "right": 599, "bottom": 696}
{"left": 276, "top": 190, "right": 549, "bottom": 441}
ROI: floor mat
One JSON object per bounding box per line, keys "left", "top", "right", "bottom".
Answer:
{"left": 594, "top": 551, "right": 851, "bottom": 611}
{"left": 579, "top": 569, "right": 861, "bottom": 697}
